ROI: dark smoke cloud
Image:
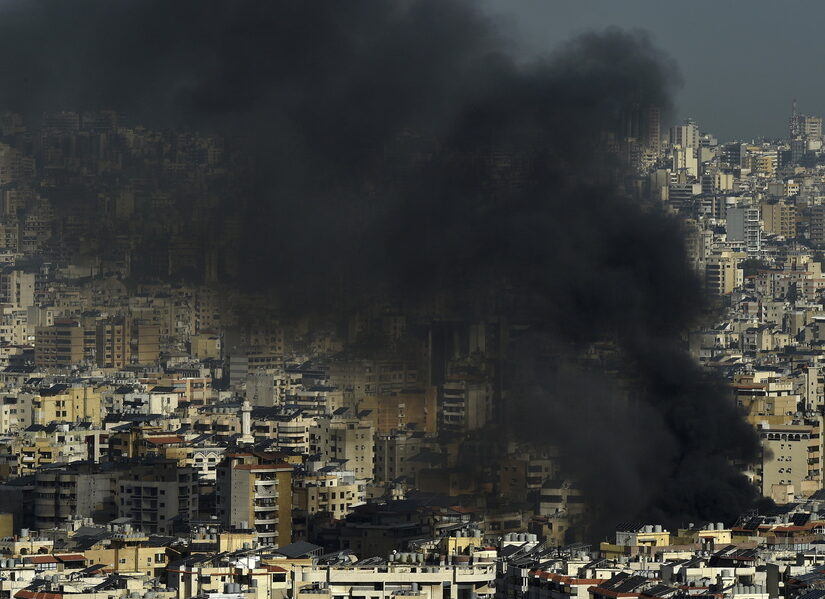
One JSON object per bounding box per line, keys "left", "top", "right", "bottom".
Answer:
{"left": 509, "top": 337, "right": 759, "bottom": 537}
{"left": 0, "top": 0, "right": 759, "bottom": 534}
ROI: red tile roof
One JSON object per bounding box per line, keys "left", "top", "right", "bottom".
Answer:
{"left": 15, "top": 591, "right": 63, "bottom": 599}
{"left": 56, "top": 554, "right": 86, "bottom": 562}
{"left": 266, "top": 565, "right": 288, "bottom": 572}
{"left": 27, "top": 555, "right": 59, "bottom": 564}
{"left": 146, "top": 435, "right": 185, "bottom": 445}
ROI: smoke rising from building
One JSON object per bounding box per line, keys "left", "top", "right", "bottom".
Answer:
{"left": 0, "top": 0, "right": 760, "bottom": 535}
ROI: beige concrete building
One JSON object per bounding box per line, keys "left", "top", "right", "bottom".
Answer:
{"left": 31, "top": 383, "right": 103, "bottom": 425}
{"left": 10, "top": 423, "right": 104, "bottom": 477}
{"left": 116, "top": 459, "right": 198, "bottom": 535}
{"left": 95, "top": 317, "right": 129, "bottom": 369}
{"left": 758, "top": 422, "right": 822, "bottom": 499}
{"left": 538, "top": 479, "right": 586, "bottom": 519}
{"left": 733, "top": 374, "right": 799, "bottom": 427}
{"left": 810, "top": 204, "right": 825, "bottom": 246}
{"left": 294, "top": 465, "right": 365, "bottom": 520}
{"left": 84, "top": 535, "right": 171, "bottom": 578}
{"left": 612, "top": 523, "right": 672, "bottom": 548}
{"left": 132, "top": 320, "right": 160, "bottom": 364}
{"left": 705, "top": 250, "right": 745, "bottom": 295}
{"left": 374, "top": 430, "right": 440, "bottom": 484}
{"left": 190, "top": 332, "right": 221, "bottom": 360}
{"left": 217, "top": 452, "right": 293, "bottom": 546}
{"left": 310, "top": 410, "right": 374, "bottom": 481}
{"left": 166, "top": 553, "right": 289, "bottom": 599}
{"left": 359, "top": 388, "right": 437, "bottom": 434}
{"left": 34, "top": 463, "right": 118, "bottom": 530}
{"left": 34, "top": 319, "right": 92, "bottom": 368}
{"left": 292, "top": 561, "right": 496, "bottom": 599}
{"left": 250, "top": 409, "right": 315, "bottom": 453}
{"left": 761, "top": 200, "right": 796, "bottom": 238}
{"left": 440, "top": 379, "right": 492, "bottom": 433}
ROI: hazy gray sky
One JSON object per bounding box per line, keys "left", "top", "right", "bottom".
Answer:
{"left": 481, "top": 0, "right": 825, "bottom": 142}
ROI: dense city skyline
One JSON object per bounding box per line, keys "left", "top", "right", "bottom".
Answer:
{"left": 0, "top": 3, "right": 823, "bottom": 599}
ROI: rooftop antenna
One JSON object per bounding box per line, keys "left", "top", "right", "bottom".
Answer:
{"left": 792, "top": 98, "right": 798, "bottom": 118}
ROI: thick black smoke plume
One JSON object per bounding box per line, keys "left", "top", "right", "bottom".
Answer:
{"left": 0, "top": 0, "right": 760, "bottom": 534}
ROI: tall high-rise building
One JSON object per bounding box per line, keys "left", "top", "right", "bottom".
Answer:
{"left": 132, "top": 320, "right": 160, "bottom": 365}
{"left": 96, "top": 317, "right": 129, "bottom": 369}
{"left": 618, "top": 104, "right": 661, "bottom": 153}
{"left": 216, "top": 452, "right": 293, "bottom": 546}
{"left": 309, "top": 409, "right": 375, "bottom": 481}
{"left": 35, "top": 319, "right": 90, "bottom": 368}
{"left": 670, "top": 118, "right": 700, "bottom": 150}
{"left": 0, "top": 268, "right": 35, "bottom": 308}
{"left": 810, "top": 205, "right": 825, "bottom": 246}
{"left": 761, "top": 201, "right": 796, "bottom": 239}
{"left": 616, "top": 104, "right": 662, "bottom": 170}
{"left": 790, "top": 101, "right": 823, "bottom": 140}
{"left": 705, "top": 251, "right": 745, "bottom": 295}
{"left": 116, "top": 459, "right": 198, "bottom": 535}
{"left": 642, "top": 105, "right": 661, "bottom": 156}
{"left": 95, "top": 317, "right": 160, "bottom": 369}
{"left": 721, "top": 142, "right": 747, "bottom": 168}
{"left": 439, "top": 378, "right": 493, "bottom": 434}
{"left": 727, "top": 206, "right": 762, "bottom": 257}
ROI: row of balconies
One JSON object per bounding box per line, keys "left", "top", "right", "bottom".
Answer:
{"left": 34, "top": 504, "right": 76, "bottom": 517}
{"left": 255, "top": 493, "right": 279, "bottom": 502}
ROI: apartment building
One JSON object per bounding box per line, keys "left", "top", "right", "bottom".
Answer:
{"left": 216, "top": 452, "right": 293, "bottom": 546}
{"left": 310, "top": 410, "right": 374, "bottom": 481}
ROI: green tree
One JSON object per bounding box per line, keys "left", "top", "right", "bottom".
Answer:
{"left": 740, "top": 258, "right": 768, "bottom": 278}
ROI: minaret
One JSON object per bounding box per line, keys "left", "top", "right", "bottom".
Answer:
{"left": 239, "top": 399, "right": 253, "bottom": 444}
